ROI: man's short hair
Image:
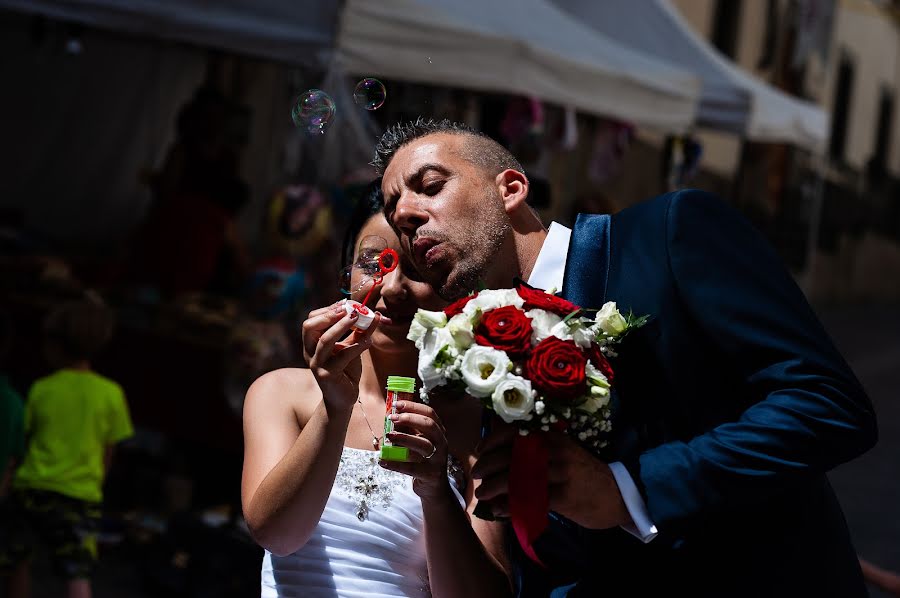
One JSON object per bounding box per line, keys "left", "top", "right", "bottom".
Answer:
{"left": 372, "top": 117, "right": 525, "bottom": 177}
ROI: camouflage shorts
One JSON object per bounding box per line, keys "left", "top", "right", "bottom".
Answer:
{"left": 0, "top": 488, "right": 101, "bottom": 579}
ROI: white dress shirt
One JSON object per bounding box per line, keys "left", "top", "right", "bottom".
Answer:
{"left": 528, "top": 222, "right": 658, "bottom": 543}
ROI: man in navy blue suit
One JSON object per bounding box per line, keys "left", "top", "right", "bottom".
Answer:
{"left": 375, "top": 118, "right": 877, "bottom": 597}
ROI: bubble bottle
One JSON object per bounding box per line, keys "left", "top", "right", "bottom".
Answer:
{"left": 381, "top": 376, "right": 416, "bottom": 461}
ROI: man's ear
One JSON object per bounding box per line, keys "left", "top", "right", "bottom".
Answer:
{"left": 496, "top": 169, "right": 530, "bottom": 214}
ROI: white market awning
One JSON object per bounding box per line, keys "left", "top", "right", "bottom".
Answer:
{"left": 336, "top": 0, "right": 701, "bottom": 133}
{"left": 0, "top": 0, "right": 703, "bottom": 134}
{"left": 550, "top": 0, "right": 829, "bottom": 152}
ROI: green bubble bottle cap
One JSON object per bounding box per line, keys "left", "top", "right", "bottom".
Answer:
{"left": 386, "top": 376, "right": 416, "bottom": 394}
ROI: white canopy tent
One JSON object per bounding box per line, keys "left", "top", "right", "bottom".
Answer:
{"left": 0, "top": 0, "right": 701, "bottom": 133}
{"left": 550, "top": 0, "right": 829, "bottom": 153}
{"left": 0, "top": 0, "right": 341, "bottom": 68}
{"left": 334, "top": 0, "right": 700, "bottom": 133}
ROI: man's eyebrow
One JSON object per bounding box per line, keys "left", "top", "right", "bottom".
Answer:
{"left": 384, "top": 163, "right": 451, "bottom": 210}
{"left": 405, "top": 163, "right": 451, "bottom": 187}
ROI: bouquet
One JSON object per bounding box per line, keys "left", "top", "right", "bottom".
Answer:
{"left": 408, "top": 283, "right": 647, "bottom": 562}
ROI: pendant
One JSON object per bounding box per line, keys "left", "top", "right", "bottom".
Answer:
{"left": 372, "top": 436, "right": 380, "bottom": 449}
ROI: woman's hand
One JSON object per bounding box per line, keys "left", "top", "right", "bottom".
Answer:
{"left": 379, "top": 400, "right": 453, "bottom": 501}
{"left": 301, "top": 301, "right": 381, "bottom": 412}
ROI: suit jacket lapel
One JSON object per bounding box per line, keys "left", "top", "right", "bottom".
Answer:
{"left": 561, "top": 213, "right": 611, "bottom": 310}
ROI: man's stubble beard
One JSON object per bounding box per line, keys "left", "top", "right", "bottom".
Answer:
{"left": 435, "top": 202, "right": 510, "bottom": 301}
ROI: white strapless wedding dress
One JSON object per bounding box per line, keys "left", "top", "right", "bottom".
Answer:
{"left": 260, "top": 446, "right": 464, "bottom": 597}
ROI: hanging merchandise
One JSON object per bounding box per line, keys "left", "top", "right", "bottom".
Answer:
{"left": 500, "top": 96, "right": 545, "bottom": 164}
{"left": 587, "top": 119, "right": 634, "bottom": 184}
{"left": 663, "top": 134, "right": 703, "bottom": 190}
{"left": 560, "top": 106, "right": 579, "bottom": 151}
{"left": 265, "top": 184, "right": 334, "bottom": 259}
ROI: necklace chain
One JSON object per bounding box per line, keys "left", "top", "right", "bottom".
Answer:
{"left": 356, "top": 399, "right": 382, "bottom": 449}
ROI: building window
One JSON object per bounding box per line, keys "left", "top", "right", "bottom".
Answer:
{"left": 712, "top": 0, "right": 743, "bottom": 59}
{"left": 829, "top": 54, "right": 854, "bottom": 163}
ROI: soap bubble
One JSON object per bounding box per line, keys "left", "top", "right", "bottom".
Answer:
{"left": 292, "top": 89, "right": 335, "bottom": 134}
{"left": 353, "top": 78, "right": 387, "bottom": 111}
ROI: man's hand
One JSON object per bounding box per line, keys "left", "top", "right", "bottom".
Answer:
{"left": 472, "top": 423, "right": 633, "bottom": 530}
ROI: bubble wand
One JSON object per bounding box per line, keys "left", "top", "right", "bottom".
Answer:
{"left": 344, "top": 248, "right": 399, "bottom": 329}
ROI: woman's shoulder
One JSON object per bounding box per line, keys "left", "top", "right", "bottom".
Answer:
{"left": 244, "top": 367, "right": 322, "bottom": 421}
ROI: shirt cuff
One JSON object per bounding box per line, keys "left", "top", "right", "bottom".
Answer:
{"left": 608, "top": 461, "right": 658, "bottom": 543}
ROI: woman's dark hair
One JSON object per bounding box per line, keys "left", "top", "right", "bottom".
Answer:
{"left": 341, "top": 178, "right": 384, "bottom": 268}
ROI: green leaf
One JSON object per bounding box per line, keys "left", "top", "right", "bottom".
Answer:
{"left": 625, "top": 311, "right": 650, "bottom": 329}
{"left": 434, "top": 345, "right": 456, "bottom": 368}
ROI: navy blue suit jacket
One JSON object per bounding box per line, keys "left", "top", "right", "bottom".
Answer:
{"left": 518, "top": 190, "right": 877, "bottom": 597}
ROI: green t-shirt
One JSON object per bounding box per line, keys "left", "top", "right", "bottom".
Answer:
{"left": 0, "top": 375, "right": 25, "bottom": 471}
{"left": 14, "top": 369, "right": 134, "bottom": 503}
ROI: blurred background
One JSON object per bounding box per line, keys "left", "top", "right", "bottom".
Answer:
{"left": 0, "top": 0, "right": 897, "bottom": 596}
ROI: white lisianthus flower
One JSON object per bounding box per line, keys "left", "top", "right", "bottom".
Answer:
{"left": 417, "top": 327, "right": 457, "bottom": 390}
{"left": 569, "top": 318, "right": 597, "bottom": 348}
{"left": 447, "top": 313, "right": 475, "bottom": 349}
{"left": 549, "top": 319, "right": 593, "bottom": 348}
{"left": 462, "top": 289, "right": 524, "bottom": 317}
{"left": 526, "top": 309, "right": 563, "bottom": 344}
{"left": 580, "top": 394, "right": 610, "bottom": 414}
{"left": 491, "top": 375, "right": 535, "bottom": 423}
{"left": 414, "top": 309, "right": 448, "bottom": 330}
{"left": 406, "top": 318, "right": 429, "bottom": 349}
{"left": 590, "top": 385, "right": 610, "bottom": 399}
{"left": 460, "top": 346, "right": 512, "bottom": 398}
{"left": 595, "top": 302, "right": 628, "bottom": 337}
{"left": 548, "top": 319, "right": 573, "bottom": 342}
{"left": 584, "top": 362, "right": 610, "bottom": 388}
{"left": 417, "top": 353, "right": 446, "bottom": 391}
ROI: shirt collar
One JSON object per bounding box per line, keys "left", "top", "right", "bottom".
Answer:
{"left": 527, "top": 222, "right": 571, "bottom": 293}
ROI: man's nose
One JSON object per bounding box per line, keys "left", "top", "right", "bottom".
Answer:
{"left": 393, "top": 193, "right": 428, "bottom": 238}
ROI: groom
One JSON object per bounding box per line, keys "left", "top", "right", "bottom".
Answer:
{"left": 374, "top": 118, "right": 877, "bottom": 597}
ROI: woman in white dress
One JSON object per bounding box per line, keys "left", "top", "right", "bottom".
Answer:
{"left": 241, "top": 181, "right": 512, "bottom": 598}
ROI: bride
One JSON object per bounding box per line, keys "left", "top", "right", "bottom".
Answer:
{"left": 241, "top": 180, "right": 512, "bottom": 597}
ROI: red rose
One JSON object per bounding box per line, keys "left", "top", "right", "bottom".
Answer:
{"left": 444, "top": 292, "right": 479, "bottom": 317}
{"left": 474, "top": 306, "right": 533, "bottom": 358}
{"left": 586, "top": 343, "right": 615, "bottom": 384}
{"left": 525, "top": 337, "right": 587, "bottom": 401}
{"left": 516, "top": 284, "right": 580, "bottom": 317}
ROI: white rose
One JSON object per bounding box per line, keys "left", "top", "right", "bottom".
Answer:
{"left": 526, "top": 309, "right": 563, "bottom": 344}
{"left": 491, "top": 374, "right": 536, "bottom": 423}
{"left": 595, "top": 302, "right": 627, "bottom": 337}
{"left": 460, "top": 345, "right": 512, "bottom": 398}
{"left": 447, "top": 313, "right": 475, "bottom": 349}
{"left": 462, "top": 289, "right": 524, "bottom": 317}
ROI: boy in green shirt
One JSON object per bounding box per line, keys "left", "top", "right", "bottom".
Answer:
{"left": 2, "top": 299, "right": 133, "bottom": 598}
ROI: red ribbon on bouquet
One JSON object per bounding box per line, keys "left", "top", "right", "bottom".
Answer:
{"left": 509, "top": 432, "right": 550, "bottom": 566}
